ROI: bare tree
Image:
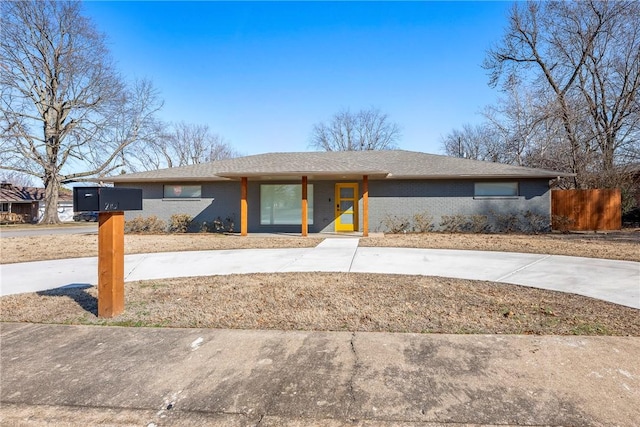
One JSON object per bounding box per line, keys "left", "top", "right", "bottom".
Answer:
{"left": 441, "top": 82, "right": 543, "bottom": 165}
{"left": 168, "top": 122, "right": 239, "bottom": 166}
{"left": 484, "top": 0, "right": 640, "bottom": 188}
{"left": 310, "top": 108, "right": 401, "bottom": 151}
{"left": 481, "top": 78, "right": 551, "bottom": 167}
{"left": 125, "top": 122, "right": 240, "bottom": 171}
{"left": 441, "top": 123, "right": 504, "bottom": 162}
{"left": 0, "top": 1, "right": 162, "bottom": 223}
{"left": 577, "top": 2, "right": 640, "bottom": 176}
{"left": 0, "top": 171, "right": 34, "bottom": 187}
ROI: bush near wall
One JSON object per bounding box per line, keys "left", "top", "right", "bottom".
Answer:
{"left": 440, "top": 214, "right": 491, "bottom": 233}
{"left": 198, "top": 216, "right": 235, "bottom": 233}
{"left": 168, "top": 214, "right": 193, "bottom": 233}
{"left": 380, "top": 211, "right": 435, "bottom": 233}
{"left": 124, "top": 216, "right": 167, "bottom": 234}
{"left": 380, "top": 210, "right": 550, "bottom": 234}
{"left": 124, "top": 214, "right": 237, "bottom": 234}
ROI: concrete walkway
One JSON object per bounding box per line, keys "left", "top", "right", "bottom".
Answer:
{"left": 1, "top": 238, "right": 638, "bottom": 308}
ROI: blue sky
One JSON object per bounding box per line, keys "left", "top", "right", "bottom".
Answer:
{"left": 83, "top": 1, "right": 512, "bottom": 156}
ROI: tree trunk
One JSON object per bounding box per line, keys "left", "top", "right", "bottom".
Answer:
{"left": 40, "top": 171, "right": 61, "bottom": 224}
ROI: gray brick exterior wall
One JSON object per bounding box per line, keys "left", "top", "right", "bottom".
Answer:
{"left": 364, "top": 179, "right": 551, "bottom": 232}
{"left": 118, "top": 178, "right": 551, "bottom": 233}
{"left": 118, "top": 182, "right": 241, "bottom": 231}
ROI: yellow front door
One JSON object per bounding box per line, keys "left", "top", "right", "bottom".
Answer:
{"left": 335, "top": 183, "right": 358, "bottom": 232}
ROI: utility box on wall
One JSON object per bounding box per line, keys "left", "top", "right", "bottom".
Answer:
{"left": 73, "top": 187, "right": 143, "bottom": 212}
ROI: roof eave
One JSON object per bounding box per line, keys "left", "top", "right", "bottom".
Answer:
{"left": 385, "top": 173, "right": 575, "bottom": 180}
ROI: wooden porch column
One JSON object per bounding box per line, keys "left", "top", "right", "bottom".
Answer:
{"left": 98, "top": 211, "right": 125, "bottom": 318}
{"left": 363, "top": 175, "right": 369, "bottom": 237}
{"left": 241, "top": 177, "right": 248, "bottom": 236}
{"left": 301, "top": 176, "right": 308, "bottom": 237}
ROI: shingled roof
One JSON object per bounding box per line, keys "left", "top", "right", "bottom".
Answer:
{"left": 105, "top": 150, "right": 571, "bottom": 182}
{"left": 0, "top": 183, "right": 73, "bottom": 203}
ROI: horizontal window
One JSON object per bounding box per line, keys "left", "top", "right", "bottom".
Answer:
{"left": 163, "top": 185, "right": 201, "bottom": 198}
{"left": 474, "top": 182, "right": 518, "bottom": 197}
{"left": 261, "top": 184, "right": 313, "bottom": 225}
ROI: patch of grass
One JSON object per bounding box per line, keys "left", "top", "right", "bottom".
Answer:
{"left": 570, "top": 322, "right": 612, "bottom": 335}
{"left": 107, "top": 320, "right": 148, "bottom": 327}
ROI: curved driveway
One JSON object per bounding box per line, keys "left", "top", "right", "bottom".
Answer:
{"left": 1, "top": 238, "right": 638, "bottom": 308}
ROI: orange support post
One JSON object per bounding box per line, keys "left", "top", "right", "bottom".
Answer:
{"left": 362, "top": 175, "right": 369, "bottom": 237}
{"left": 98, "top": 211, "right": 125, "bottom": 318}
{"left": 241, "top": 177, "right": 248, "bottom": 236}
{"left": 301, "top": 176, "right": 308, "bottom": 237}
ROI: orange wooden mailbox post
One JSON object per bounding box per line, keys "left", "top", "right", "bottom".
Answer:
{"left": 98, "top": 211, "right": 125, "bottom": 317}
{"left": 74, "top": 187, "right": 142, "bottom": 318}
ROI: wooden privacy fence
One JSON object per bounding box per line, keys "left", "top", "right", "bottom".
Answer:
{"left": 551, "top": 189, "right": 621, "bottom": 231}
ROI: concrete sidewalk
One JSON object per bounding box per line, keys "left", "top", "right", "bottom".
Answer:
{"left": 1, "top": 323, "right": 639, "bottom": 426}
{"left": 1, "top": 238, "right": 638, "bottom": 308}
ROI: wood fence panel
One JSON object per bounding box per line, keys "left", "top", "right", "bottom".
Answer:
{"left": 552, "top": 189, "right": 621, "bottom": 231}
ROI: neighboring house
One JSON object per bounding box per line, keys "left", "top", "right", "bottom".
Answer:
{"left": 104, "top": 150, "right": 571, "bottom": 235}
{"left": 0, "top": 182, "right": 73, "bottom": 223}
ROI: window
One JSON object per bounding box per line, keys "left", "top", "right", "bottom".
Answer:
{"left": 260, "top": 184, "right": 313, "bottom": 225}
{"left": 0, "top": 203, "right": 8, "bottom": 212}
{"left": 163, "top": 185, "right": 201, "bottom": 199}
{"left": 474, "top": 182, "right": 518, "bottom": 197}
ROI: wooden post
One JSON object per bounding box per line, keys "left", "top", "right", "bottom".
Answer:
{"left": 98, "top": 211, "right": 125, "bottom": 318}
{"left": 301, "top": 176, "right": 308, "bottom": 237}
{"left": 362, "top": 175, "right": 369, "bottom": 237}
{"left": 241, "top": 177, "right": 248, "bottom": 236}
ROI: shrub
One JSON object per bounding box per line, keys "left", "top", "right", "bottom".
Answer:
{"left": 522, "top": 211, "right": 550, "bottom": 234}
{"left": 492, "top": 212, "right": 521, "bottom": 233}
{"left": 552, "top": 215, "right": 575, "bottom": 233}
{"left": 192, "top": 214, "right": 236, "bottom": 233}
{"left": 220, "top": 215, "right": 235, "bottom": 232}
{"left": 467, "top": 215, "right": 491, "bottom": 233}
{"left": 124, "top": 215, "right": 167, "bottom": 234}
{"left": 168, "top": 214, "right": 192, "bottom": 233}
{"left": 439, "top": 214, "right": 490, "bottom": 233}
{"left": 440, "top": 215, "right": 467, "bottom": 233}
{"left": 124, "top": 216, "right": 147, "bottom": 233}
{"left": 412, "top": 211, "right": 434, "bottom": 233}
{"left": 380, "top": 214, "right": 410, "bottom": 233}
{"left": 197, "top": 221, "right": 211, "bottom": 233}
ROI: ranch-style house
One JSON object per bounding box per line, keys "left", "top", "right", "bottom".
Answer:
{"left": 104, "top": 150, "right": 571, "bottom": 236}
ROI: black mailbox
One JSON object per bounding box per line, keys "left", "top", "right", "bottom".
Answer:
{"left": 73, "top": 187, "right": 143, "bottom": 212}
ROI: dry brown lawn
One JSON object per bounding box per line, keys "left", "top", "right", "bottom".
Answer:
{"left": 1, "top": 230, "right": 638, "bottom": 336}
